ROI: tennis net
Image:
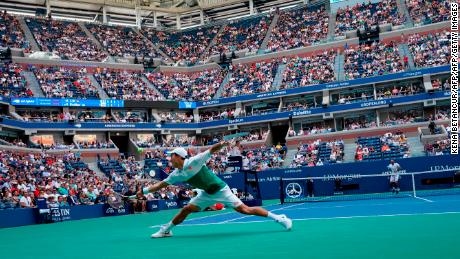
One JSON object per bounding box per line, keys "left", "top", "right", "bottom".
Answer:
{"left": 280, "top": 169, "right": 460, "bottom": 203}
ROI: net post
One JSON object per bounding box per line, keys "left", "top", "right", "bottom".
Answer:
{"left": 411, "top": 173, "right": 416, "bottom": 197}
{"left": 280, "top": 177, "right": 284, "bottom": 204}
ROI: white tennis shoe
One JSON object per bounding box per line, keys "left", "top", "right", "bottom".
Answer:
{"left": 276, "top": 214, "right": 292, "bottom": 230}
{"left": 151, "top": 227, "right": 173, "bottom": 238}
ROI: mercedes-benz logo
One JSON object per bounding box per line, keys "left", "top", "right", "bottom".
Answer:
{"left": 285, "top": 182, "right": 302, "bottom": 198}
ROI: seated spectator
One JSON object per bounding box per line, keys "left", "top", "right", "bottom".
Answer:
{"left": 162, "top": 135, "right": 197, "bottom": 147}
{"left": 77, "top": 140, "right": 115, "bottom": 149}
{"left": 240, "top": 129, "right": 268, "bottom": 142}
{"left": 94, "top": 70, "right": 164, "bottom": 101}
{"left": 425, "top": 138, "right": 451, "bottom": 156}
{"left": 75, "top": 110, "right": 113, "bottom": 122}
{"left": 290, "top": 139, "right": 344, "bottom": 167}
{"left": 344, "top": 117, "right": 377, "bottom": 130}
{"left": 0, "top": 62, "right": 33, "bottom": 98}
{"left": 18, "top": 110, "right": 65, "bottom": 122}
{"left": 442, "top": 79, "right": 451, "bottom": 91}
{"left": 146, "top": 69, "right": 226, "bottom": 101}
{"left": 19, "top": 191, "right": 35, "bottom": 208}
{"left": 0, "top": 150, "right": 107, "bottom": 210}
{"left": 159, "top": 112, "right": 194, "bottom": 123}
{"left": 281, "top": 52, "right": 336, "bottom": 89}
{"left": 116, "top": 111, "right": 147, "bottom": 123}
{"left": 431, "top": 108, "right": 450, "bottom": 121}
{"left": 282, "top": 98, "right": 318, "bottom": 111}
{"left": 33, "top": 66, "right": 100, "bottom": 99}
{"left": 289, "top": 124, "right": 335, "bottom": 136}
{"left": 376, "top": 82, "right": 424, "bottom": 99}
{"left": 134, "top": 136, "right": 160, "bottom": 148}
{"left": 222, "top": 60, "right": 279, "bottom": 97}
{"left": 199, "top": 108, "right": 238, "bottom": 122}
{"left": 0, "top": 137, "right": 27, "bottom": 147}
{"left": 344, "top": 41, "right": 404, "bottom": 80}
{"left": 26, "top": 17, "right": 107, "bottom": 61}
{"left": 431, "top": 79, "right": 442, "bottom": 90}
{"left": 381, "top": 143, "right": 391, "bottom": 152}
{"left": 87, "top": 23, "right": 158, "bottom": 59}
{"left": 335, "top": 0, "right": 404, "bottom": 36}
{"left": 331, "top": 89, "right": 374, "bottom": 105}
{"left": 245, "top": 144, "right": 286, "bottom": 171}
{"left": 202, "top": 135, "right": 223, "bottom": 146}
{"left": 356, "top": 132, "right": 410, "bottom": 161}
{"left": 266, "top": 5, "right": 328, "bottom": 52}
{"left": 407, "top": 31, "right": 450, "bottom": 68}
{"left": 0, "top": 11, "right": 30, "bottom": 51}
{"left": 208, "top": 15, "right": 272, "bottom": 56}
{"left": 383, "top": 109, "right": 423, "bottom": 126}
{"left": 406, "top": 0, "right": 450, "bottom": 25}
{"left": 142, "top": 26, "right": 220, "bottom": 65}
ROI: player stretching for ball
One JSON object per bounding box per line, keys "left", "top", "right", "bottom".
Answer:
{"left": 141, "top": 141, "right": 292, "bottom": 238}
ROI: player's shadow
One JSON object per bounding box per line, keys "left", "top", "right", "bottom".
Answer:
{"left": 174, "top": 229, "right": 288, "bottom": 239}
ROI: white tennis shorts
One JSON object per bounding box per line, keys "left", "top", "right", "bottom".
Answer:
{"left": 189, "top": 185, "right": 243, "bottom": 210}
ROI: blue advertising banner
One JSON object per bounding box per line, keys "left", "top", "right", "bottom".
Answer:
{"left": 147, "top": 200, "right": 160, "bottom": 212}
{"left": 220, "top": 155, "right": 460, "bottom": 200}
{"left": 0, "top": 96, "right": 8, "bottom": 104}
{"left": 197, "top": 65, "right": 450, "bottom": 107}
{"left": 10, "top": 98, "right": 124, "bottom": 108}
{"left": 4, "top": 66, "right": 449, "bottom": 110}
{"left": 49, "top": 206, "right": 72, "bottom": 222}
{"left": 179, "top": 101, "right": 197, "bottom": 109}
{"left": 0, "top": 208, "right": 37, "bottom": 228}
{"left": 2, "top": 66, "right": 450, "bottom": 111}
{"left": 0, "top": 91, "right": 450, "bottom": 130}
{"left": 103, "top": 203, "right": 129, "bottom": 216}
{"left": 157, "top": 199, "right": 180, "bottom": 210}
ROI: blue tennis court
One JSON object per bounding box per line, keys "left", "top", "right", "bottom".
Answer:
{"left": 177, "top": 194, "right": 460, "bottom": 226}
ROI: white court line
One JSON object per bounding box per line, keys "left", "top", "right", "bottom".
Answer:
{"left": 413, "top": 196, "right": 434, "bottom": 203}
{"left": 171, "top": 211, "right": 460, "bottom": 227}
{"left": 182, "top": 211, "right": 235, "bottom": 222}
{"left": 276, "top": 198, "right": 460, "bottom": 211}
{"left": 188, "top": 202, "right": 282, "bottom": 222}
{"left": 149, "top": 202, "right": 285, "bottom": 228}
{"left": 220, "top": 202, "right": 307, "bottom": 224}
{"left": 149, "top": 197, "right": 460, "bottom": 228}
{"left": 221, "top": 198, "right": 460, "bottom": 217}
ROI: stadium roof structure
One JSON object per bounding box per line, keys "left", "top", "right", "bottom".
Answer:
{"left": 1, "top": 0, "right": 306, "bottom": 29}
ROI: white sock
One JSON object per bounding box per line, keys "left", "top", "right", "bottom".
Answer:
{"left": 163, "top": 221, "right": 175, "bottom": 232}
{"left": 267, "top": 212, "right": 282, "bottom": 221}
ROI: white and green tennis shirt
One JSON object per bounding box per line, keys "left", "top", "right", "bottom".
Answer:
{"left": 164, "top": 150, "right": 227, "bottom": 194}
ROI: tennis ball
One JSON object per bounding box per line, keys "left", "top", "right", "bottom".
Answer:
{"left": 215, "top": 203, "right": 224, "bottom": 210}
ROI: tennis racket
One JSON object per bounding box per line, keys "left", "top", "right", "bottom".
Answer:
{"left": 108, "top": 192, "right": 133, "bottom": 209}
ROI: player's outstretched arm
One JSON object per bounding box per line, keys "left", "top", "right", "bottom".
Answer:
{"left": 138, "top": 181, "right": 169, "bottom": 196}
{"left": 209, "top": 141, "right": 230, "bottom": 154}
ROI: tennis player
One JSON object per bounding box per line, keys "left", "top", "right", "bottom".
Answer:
{"left": 388, "top": 160, "right": 402, "bottom": 194}
{"left": 141, "top": 141, "right": 292, "bottom": 238}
